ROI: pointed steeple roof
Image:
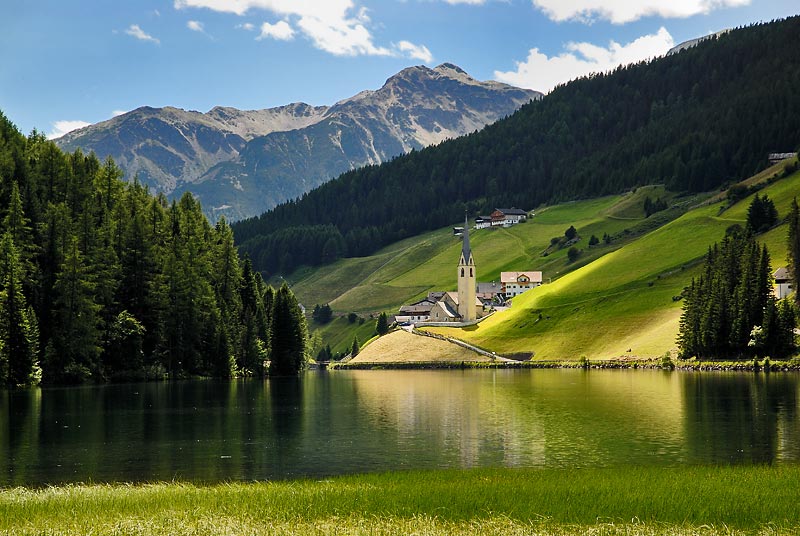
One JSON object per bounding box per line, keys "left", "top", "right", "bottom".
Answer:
{"left": 461, "top": 213, "right": 472, "bottom": 265}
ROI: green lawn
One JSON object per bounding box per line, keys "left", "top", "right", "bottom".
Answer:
{"left": 3, "top": 466, "right": 800, "bottom": 535}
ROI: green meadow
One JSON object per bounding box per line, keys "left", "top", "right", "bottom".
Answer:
{"left": 434, "top": 167, "right": 798, "bottom": 360}
{"left": 292, "top": 158, "right": 799, "bottom": 359}
{"left": 3, "top": 466, "right": 800, "bottom": 535}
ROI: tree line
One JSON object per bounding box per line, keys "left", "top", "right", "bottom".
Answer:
{"left": 677, "top": 196, "right": 799, "bottom": 360}
{"left": 0, "top": 113, "right": 307, "bottom": 385}
{"left": 233, "top": 16, "right": 800, "bottom": 278}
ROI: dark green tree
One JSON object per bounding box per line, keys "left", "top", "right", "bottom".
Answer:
{"left": 0, "top": 232, "right": 39, "bottom": 385}
{"left": 350, "top": 336, "right": 360, "bottom": 357}
{"left": 376, "top": 311, "right": 389, "bottom": 335}
{"left": 45, "top": 236, "right": 101, "bottom": 383}
{"left": 269, "top": 283, "right": 308, "bottom": 375}
{"left": 788, "top": 197, "right": 800, "bottom": 305}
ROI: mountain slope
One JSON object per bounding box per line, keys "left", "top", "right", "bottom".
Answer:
{"left": 233, "top": 16, "right": 800, "bottom": 277}
{"left": 57, "top": 64, "right": 539, "bottom": 221}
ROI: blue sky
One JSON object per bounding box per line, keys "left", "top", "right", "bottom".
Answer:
{"left": 1, "top": 0, "right": 797, "bottom": 138}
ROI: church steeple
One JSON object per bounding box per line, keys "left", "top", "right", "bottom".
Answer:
{"left": 460, "top": 213, "right": 473, "bottom": 266}
{"left": 457, "top": 213, "right": 477, "bottom": 322}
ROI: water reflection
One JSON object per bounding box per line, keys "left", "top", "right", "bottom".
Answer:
{"left": 1, "top": 370, "right": 799, "bottom": 486}
{"left": 682, "top": 372, "right": 800, "bottom": 464}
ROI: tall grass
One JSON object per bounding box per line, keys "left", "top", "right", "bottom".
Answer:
{"left": 3, "top": 466, "right": 800, "bottom": 535}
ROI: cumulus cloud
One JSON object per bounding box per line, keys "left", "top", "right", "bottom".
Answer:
{"left": 125, "top": 24, "right": 160, "bottom": 44}
{"left": 174, "top": 0, "right": 429, "bottom": 59}
{"left": 396, "top": 41, "right": 433, "bottom": 63}
{"left": 47, "top": 120, "right": 91, "bottom": 140}
{"left": 495, "top": 27, "right": 674, "bottom": 93}
{"left": 256, "top": 20, "right": 295, "bottom": 41}
{"left": 530, "top": 0, "right": 750, "bottom": 24}
{"left": 187, "top": 20, "right": 205, "bottom": 32}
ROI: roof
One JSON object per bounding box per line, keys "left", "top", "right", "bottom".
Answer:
{"left": 444, "top": 291, "right": 482, "bottom": 306}
{"left": 477, "top": 282, "right": 502, "bottom": 294}
{"left": 494, "top": 208, "right": 527, "bottom": 216}
{"left": 434, "top": 300, "right": 458, "bottom": 318}
{"left": 501, "top": 271, "right": 543, "bottom": 284}
{"left": 460, "top": 214, "right": 472, "bottom": 265}
{"left": 774, "top": 267, "right": 791, "bottom": 281}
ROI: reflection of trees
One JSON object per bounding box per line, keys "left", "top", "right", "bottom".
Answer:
{"left": 682, "top": 373, "right": 799, "bottom": 464}
{"left": 1, "top": 388, "right": 41, "bottom": 484}
{"left": 268, "top": 377, "right": 304, "bottom": 472}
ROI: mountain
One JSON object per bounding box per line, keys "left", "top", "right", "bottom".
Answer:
{"left": 56, "top": 64, "right": 540, "bottom": 221}
{"left": 232, "top": 16, "right": 800, "bottom": 277}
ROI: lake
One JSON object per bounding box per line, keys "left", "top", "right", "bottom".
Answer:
{"left": 1, "top": 369, "right": 799, "bottom": 486}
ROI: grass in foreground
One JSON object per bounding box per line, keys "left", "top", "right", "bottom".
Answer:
{"left": 3, "top": 466, "right": 800, "bottom": 535}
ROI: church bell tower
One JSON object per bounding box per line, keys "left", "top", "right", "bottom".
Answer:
{"left": 457, "top": 215, "right": 477, "bottom": 322}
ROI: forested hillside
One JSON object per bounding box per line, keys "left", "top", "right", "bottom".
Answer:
{"left": 233, "top": 17, "right": 800, "bottom": 277}
{"left": 0, "top": 113, "right": 305, "bottom": 385}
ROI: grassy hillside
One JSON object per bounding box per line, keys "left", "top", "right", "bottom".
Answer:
{"left": 291, "top": 185, "right": 694, "bottom": 316}
{"left": 290, "top": 157, "right": 798, "bottom": 360}
{"left": 428, "top": 163, "right": 799, "bottom": 360}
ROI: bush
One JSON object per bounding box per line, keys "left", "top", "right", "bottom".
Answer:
{"left": 567, "top": 246, "right": 580, "bottom": 263}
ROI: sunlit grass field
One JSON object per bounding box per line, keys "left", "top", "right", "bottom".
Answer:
{"left": 430, "top": 171, "right": 800, "bottom": 360}
{"left": 3, "top": 465, "right": 800, "bottom": 535}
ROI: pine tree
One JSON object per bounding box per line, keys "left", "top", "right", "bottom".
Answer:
{"left": 46, "top": 236, "right": 101, "bottom": 383}
{"left": 351, "top": 336, "right": 360, "bottom": 357}
{"left": 376, "top": 312, "right": 389, "bottom": 335}
{"left": 268, "top": 283, "right": 308, "bottom": 376}
{"left": 0, "top": 232, "right": 39, "bottom": 385}
{"left": 788, "top": 197, "right": 800, "bottom": 305}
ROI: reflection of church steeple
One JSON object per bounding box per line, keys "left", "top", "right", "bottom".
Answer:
{"left": 457, "top": 214, "right": 476, "bottom": 321}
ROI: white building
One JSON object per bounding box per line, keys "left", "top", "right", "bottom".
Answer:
{"left": 774, "top": 267, "right": 794, "bottom": 299}
{"left": 501, "top": 271, "right": 543, "bottom": 298}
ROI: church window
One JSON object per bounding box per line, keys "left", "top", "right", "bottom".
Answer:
{"left": 470, "top": 268, "right": 473, "bottom": 277}
{"left": 461, "top": 268, "right": 464, "bottom": 277}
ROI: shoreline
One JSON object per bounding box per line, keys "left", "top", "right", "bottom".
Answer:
{"left": 333, "top": 357, "right": 800, "bottom": 371}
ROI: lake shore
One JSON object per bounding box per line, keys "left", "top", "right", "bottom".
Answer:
{"left": 335, "top": 357, "right": 800, "bottom": 371}
{"left": 3, "top": 466, "right": 800, "bottom": 535}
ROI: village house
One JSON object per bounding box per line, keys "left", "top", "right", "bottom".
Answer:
{"left": 475, "top": 216, "right": 492, "bottom": 229}
{"left": 477, "top": 281, "right": 504, "bottom": 305}
{"left": 490, "top": 208, "right": 527, "bottom": 227}
{"left": 501, "top": 271, "right": 543, "bottom": 298}
{"left": 774, "top": 267, "right": 793, "bottom": 299}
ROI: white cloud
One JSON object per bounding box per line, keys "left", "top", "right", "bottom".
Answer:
{"left": 256, "top": 20, "right": 295, "bottom": 41}
{"left": 47, "top": 120, "right": 91, "bottom": 140}
{"left": 530, "top": 0, "right": 750, "bottom": 24}
{"left": 112, "top": 110, "right": 127, "bottom": 117}
{"left": 125, "top": 24, "right": 160, "bottom": 44}
{"left": 396, "top": 41, "right": 433, "bottom": 63}
{"left": 175, "top": 0, "right": 429, "bottom": 59}
{"left": 236, "top": 22, "right": 256, "bottom": 31}
{"left": 187, "top": 20, "right": 205, "bottom": 32}
{"left": 495, "top": 27, "right": 674, "bottom": 93}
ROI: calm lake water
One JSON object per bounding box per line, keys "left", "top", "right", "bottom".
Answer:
{"left": 2, "top": 369, "right": 799, "bottom": 486}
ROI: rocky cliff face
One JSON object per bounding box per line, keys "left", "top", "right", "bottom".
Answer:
{"left": 57, "top": 63, "right": 540, "bottom": 221}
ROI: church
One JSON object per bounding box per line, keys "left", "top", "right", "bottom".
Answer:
{"left": 428, "top": 217, "right": 485, "bottom": 323}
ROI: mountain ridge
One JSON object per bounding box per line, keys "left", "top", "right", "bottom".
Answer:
{"left": 56, "top": 63, "right": 540, "bottom": 221}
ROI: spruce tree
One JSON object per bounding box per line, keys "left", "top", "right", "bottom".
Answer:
{"left": 788, "top": 197, "right": 800, "bottom": 305}
{"left": 0, "top": 232, "right": 39, "bottom": 385}
{"left": 46, "top": 236, "right": 101, "bottom": 383}
{"left": 376, "top": 312, "right": 389, "bottom": 335}
{"left": 268, "top": 283, "right": 308, "bottom": 375}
